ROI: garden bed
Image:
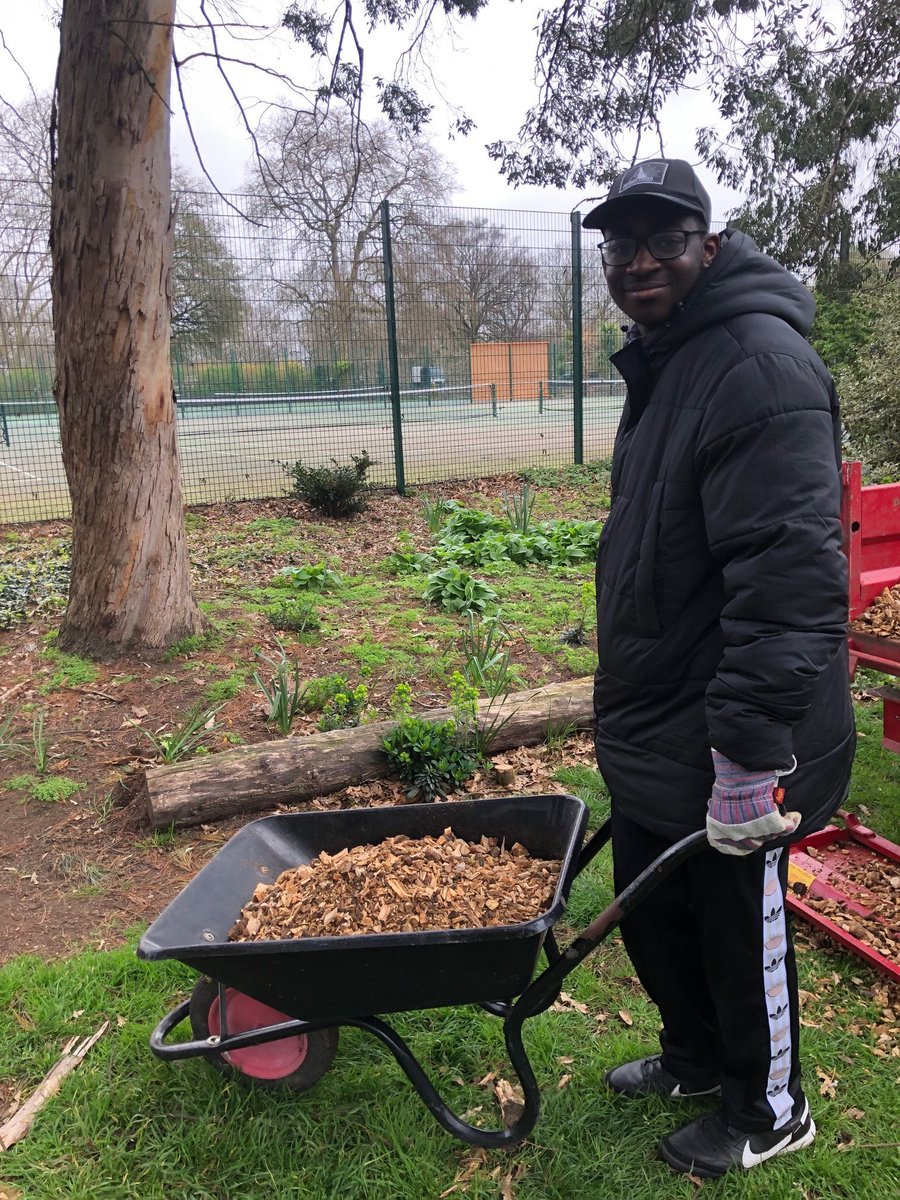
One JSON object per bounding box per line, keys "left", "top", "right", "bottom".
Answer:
{"left": 0, "top": 469, "right": 606, "bottom": 963}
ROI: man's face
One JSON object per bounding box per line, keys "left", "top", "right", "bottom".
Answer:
{"left": 600, "top": 199, "right": 720, "bottom": 330}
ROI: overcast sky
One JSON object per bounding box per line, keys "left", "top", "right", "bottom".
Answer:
{"left": 0, "top": 0, "right": 742, "bottom": 219}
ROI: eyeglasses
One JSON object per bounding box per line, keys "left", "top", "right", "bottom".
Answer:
{"left": 598, "top": 229, "right": 706, "bottom": 267}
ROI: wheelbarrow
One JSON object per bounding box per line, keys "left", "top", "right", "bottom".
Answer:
{"left": 138, "top": 794, "right": 707, "bottom": 1148}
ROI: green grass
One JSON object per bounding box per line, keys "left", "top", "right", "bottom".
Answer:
{"left": 0, "top": 924, "right": 897, "bottom": 1199}
{"left": 204, "top": 670, "right": 249, "bottom": 704}
{"left": 39, "top": 648, "right": 100, "bottom": 692}
{"left": 2, "top": 773, "right": 84, "bottom": 803}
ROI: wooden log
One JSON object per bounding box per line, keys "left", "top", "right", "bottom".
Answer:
{"left": 140, "top": 677, "right": 594, "bottom": 830}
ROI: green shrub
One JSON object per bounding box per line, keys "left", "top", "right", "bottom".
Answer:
{"left": 280, "top": 451, "right": 375, "bottom": 518}
{"left": 317, "top": 684, "right": 370, "bottom": 732}
{"left": 381, "top": 679, "right": 480, "bottom": 802}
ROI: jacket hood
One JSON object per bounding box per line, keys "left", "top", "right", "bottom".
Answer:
{"left": 643, "top": 229, "right": 816, "bottom": 354}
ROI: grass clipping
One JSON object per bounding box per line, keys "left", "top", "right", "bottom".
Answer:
{"left": 229, "top": 829, "right": 561, "bottom": 940}
{"left": 852, "top": 583, "right": 900, "bottom": 640}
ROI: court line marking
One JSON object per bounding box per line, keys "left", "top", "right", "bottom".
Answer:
{"left": 0, "top": 459, "right": 39, "bottom": 479}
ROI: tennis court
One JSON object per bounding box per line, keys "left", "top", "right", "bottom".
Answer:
{"left": 0, "top": 382, "right": 624, "bottom": 524}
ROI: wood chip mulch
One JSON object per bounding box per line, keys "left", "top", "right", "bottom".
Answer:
{"left": 791, "top": 843, "right": 900, "bottom": 964}
{"left": 229, "top": 828, "right": 561, "bottom": 941}
{"left": 851, "top": 583, "right": 900, "bottom": 640}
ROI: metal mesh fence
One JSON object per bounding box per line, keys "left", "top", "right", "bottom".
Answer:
{"left": 0, "top": 184, "right": 630, "bottom": 523}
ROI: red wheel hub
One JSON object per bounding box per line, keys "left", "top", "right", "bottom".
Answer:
{"left": 208, "top": 989, "right": 308, "bottom": 1079}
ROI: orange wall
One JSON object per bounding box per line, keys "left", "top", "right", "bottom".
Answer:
{"left": 470, "top": 341, "right": 549, "bottom": 403}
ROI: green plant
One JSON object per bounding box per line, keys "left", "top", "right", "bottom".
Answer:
{"left": 317, "top": 683, "right": 370, "bottom": 732}
{"left": 31, "top": 711, "right": 50, "bottom": 773}
{"left": 253, "top": 647, "right": 307, "bottom": 735}
{"left": 276, "top": 563, "right": 343, "bottom": 591}
{"left": 280, "top": 451, "right": 375, "bottom": 518}
{"left": 205, "top": 671, "right": 247, "bottom": 703}
{"left": 423, "top": 565, "right": 498, "bottom": 616}
{"left": 560, "top": 579, "right": 597, "bottom": 646}
{"left": 0, "top": 542, "right": 71, "bottom": 630}
{"left": 381, "top": 678, "right": 481, "bottom": 802}
{"left": 0, "top": 711, "right": 23, "bottom": 760}
{"left": 138, "top": 704, "right": 224, "bottom": 763}
{"left": 460, "top": 613, "right": 516, "bottom": 699}
{"left": 419, "top": 495, "right": 459, "bottom": 534}
{"left": 503, "top": 481, "right": 536, "bottom": 533}
{"left": 265, "top": 596, "right": 321, "bottom": 633}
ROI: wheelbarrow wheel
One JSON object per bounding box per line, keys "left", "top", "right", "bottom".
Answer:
{"left": 189, "top": 978, "right": 339, "bottom": 1092}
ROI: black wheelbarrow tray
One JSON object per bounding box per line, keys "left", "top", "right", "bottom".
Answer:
{"left": 138, "top": 794, "right": 706, "bottom": 1147}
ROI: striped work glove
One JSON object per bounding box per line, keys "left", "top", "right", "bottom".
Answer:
{"left": 706, "top": 750, "right": 801, "bottom": 856}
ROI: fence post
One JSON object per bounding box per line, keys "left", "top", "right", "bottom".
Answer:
{"left": 0, "top": 406, "right": 9, "bottom": 448}
{"left": 538, "top": 380, "right": 544, "bottom": 415}
{"left": 380, "top": 199, "right": 406, "bottom": 496}
{"left": 490, "top": 382, "right": 497, "bottom": 417}
{"left": 570, "top": 211, "right": 584, "bottom": 465}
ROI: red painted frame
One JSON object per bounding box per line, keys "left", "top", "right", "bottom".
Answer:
{"left": 842, "top": 461, "right": 900, "bottom": 753}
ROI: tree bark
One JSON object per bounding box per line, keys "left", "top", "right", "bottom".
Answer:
{"left": 140, "top": 677, "right": 595, "bottom": 829}
{"left": 51, "top": 0, "right": 205, "bottom": 656}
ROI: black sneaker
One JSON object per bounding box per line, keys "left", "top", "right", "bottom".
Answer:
{"left": 659, "top": 1100, "right": 816, "bottom": 1177}
{"left": 604, "top": 1054, "right": 721, "bottom": 1099}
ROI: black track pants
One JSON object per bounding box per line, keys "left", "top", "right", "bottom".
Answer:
{"left": 611, "top": 807, "right": 805, "bottom": 1132}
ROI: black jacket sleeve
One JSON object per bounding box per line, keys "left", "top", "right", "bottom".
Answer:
{"left": 696, "top": 351, "right": 848, "bottom": 770}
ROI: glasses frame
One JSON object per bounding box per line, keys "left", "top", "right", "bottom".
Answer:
{"left": 597, "top": 228, "right": 707, "bottom": 267}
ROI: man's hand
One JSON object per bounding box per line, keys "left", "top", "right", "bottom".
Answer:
{"left": 706, "top": 750, "right": 800, "bottom": 856}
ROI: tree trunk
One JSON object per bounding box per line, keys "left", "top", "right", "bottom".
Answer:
{"left": 51, "top": 0, "right": 205, "bottom": 656}
{"left": 140, "top": 677, "right": 595, "bottom": 829}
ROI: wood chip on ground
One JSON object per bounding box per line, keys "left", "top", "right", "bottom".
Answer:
{"left": 851, "top": 584, "right": 900, "bottom": 640}
{"left": 229, "top": 828, "right": 561, "bottom": 941}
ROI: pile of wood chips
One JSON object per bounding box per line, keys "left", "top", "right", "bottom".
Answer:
{"left": 792, "top": 845, "right": 900, "bottom": 963}
{"left": 229, "top": 828, "right": 561, "bottom": 942}
{"left": 852, "top": 583, "right": 900, "bottom": 640}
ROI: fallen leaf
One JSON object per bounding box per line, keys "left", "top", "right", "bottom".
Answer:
{"left": 816, "top": 1066, "right": 838, "bottom": 1098}
{"left": 618, "top": 1009, "right": 634, "bottom": 1027}
{"left": 494, "top": 1078, "right": 525, "bottom": 1126}
{"left": 558, "top": 1073, "right": 572, "bottom": 1088}
{"left": 844, "top": 1107, "right": 865, "bottom": 1120}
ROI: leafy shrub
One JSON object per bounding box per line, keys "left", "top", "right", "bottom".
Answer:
{"left": 381, "top": 678, "right": 480, "bottom": 802}
{"left": 317, "top": 684, "right": 370, "bottom": 732}
{"left": 265, "top": 597, "right": 321, "bottom": 633}
{"left": 280, "top": 451, "right": 375, "bottom": 517}
{"left": 423, "top": 565, "right": 498, "bottom": 615}
{"left": 276, "top": 563, "right": 343, "bottom": 591}
{"left": 301, "top": 672, "right": 352, "bottom": 712}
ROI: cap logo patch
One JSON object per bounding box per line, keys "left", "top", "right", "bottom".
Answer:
{"left": 619, "top": 162, "right": 668, "bottom": 191}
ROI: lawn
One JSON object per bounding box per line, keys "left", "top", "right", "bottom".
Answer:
{"left": 0, "top": 461, "right": 899, "bottom": 1199}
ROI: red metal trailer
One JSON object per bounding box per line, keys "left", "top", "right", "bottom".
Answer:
{"left": 786, "top": 462, "right": 900, "bottom": 979}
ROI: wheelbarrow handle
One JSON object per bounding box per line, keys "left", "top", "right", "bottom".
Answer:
{"left": 511, "top": 827, "right": 709, "bottom": 1022}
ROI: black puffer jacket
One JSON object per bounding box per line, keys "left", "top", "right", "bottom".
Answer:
{"left": 594, "top": 229, "right": 855, "bottom": 840}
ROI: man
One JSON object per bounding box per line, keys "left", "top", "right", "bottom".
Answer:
{"left": 582, "top": 159, "right": 855, "bottom": 1178}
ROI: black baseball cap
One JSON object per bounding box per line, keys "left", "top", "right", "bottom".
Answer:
{"left": 582, "top": 158, "right": 712, "bottom": 230}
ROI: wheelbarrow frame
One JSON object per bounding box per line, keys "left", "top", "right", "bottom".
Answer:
{"left": 143, "top": 797, "right": 707, "bottom": 1148}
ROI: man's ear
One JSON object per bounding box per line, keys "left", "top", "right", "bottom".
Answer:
{"left": 702, "top": 232, "right": 721, "bottom": 267}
